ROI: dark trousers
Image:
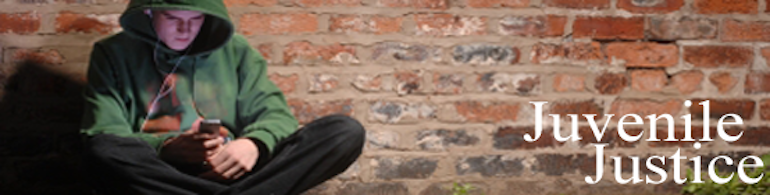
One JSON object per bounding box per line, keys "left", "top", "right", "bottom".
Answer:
{"left": 84, "top": 115, "right": 365, "bottom": 195}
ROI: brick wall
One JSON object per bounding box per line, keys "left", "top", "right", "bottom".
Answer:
{"left": 2, "top": 0, "right": 770, "bottom": 194}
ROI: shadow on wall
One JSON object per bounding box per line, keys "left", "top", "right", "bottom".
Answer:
{"left": 0, "top": 60, "right": 92, "bottom": 194}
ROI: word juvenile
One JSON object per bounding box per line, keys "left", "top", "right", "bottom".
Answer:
{"left": 526, "top": 100, "right": 765, "bottom": 185}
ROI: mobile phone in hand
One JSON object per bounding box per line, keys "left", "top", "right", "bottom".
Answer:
{"left": 199, "top": 119, "right": 221, "bottom": 136}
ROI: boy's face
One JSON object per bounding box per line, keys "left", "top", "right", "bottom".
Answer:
{"left": 152, "top": 10, "right": 205, "bottom": 51}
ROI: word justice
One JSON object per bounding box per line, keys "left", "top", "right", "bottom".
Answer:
{"left": 525, "top": 100, "right": 765, "bottom": 185}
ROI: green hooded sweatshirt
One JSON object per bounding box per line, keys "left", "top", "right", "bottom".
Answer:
{"left": 81, "top": 0, "right": 298, "bottom": 155}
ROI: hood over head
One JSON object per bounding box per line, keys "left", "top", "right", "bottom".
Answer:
{"left": 119, "top": 0, "right": 233, "bottom": 56}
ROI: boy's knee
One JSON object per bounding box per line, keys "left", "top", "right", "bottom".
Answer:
{"left": 307, "top": 115, "right": 365, "bottom": 146}
{"left": 85, "top": 134, "right": 149, "bottom": 164}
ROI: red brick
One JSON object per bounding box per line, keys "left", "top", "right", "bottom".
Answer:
{"left": 467, "top": 0, "right": 529, "bottom": 8}
{"left": 709, "top": 71, "right": 737, "bottom": 93}
{"left": 617, "top": 0, "right": 684, "bottom": 13}
{"left": 56, "top": 12, "right": 121, "bottom": 34}
{"left": 530, "top": 42, "right": 603, "bottom": 65}
{"left": 605, "top": 42, "right": 678, "bottom": 68}
{"left": 377, "top": 0, "right": 448, "bottom": 9}
{"left": 433, "top": 73, "right": 463, "bottom": 94}
{"left": 287, "top": 99, "right": 353, "bottom": 124}
{"left": 395, "top": 70, "right": 423, "bottom": 95}
{"left": 552, "top": 74, "right": 585, "bottom": 92}
{"left": 762, "top": 47, "right": 770, "bottom": 64}
{"left": 12, "top": 49, "right": 65, "bottom": 65}
{"left": 745, "top": 73, "right": 770, "bottom": 94}
{"left": 498, "top": 15, "right": 566, "bottom": 37}
{"left": 543, "top": 0, "right": 609, "bottom": 9}
{"left": 330, "top": 15, "right": 402, "bottom": 34}
{"left": 494, "top": 126, "right": 561, "bottom": 150}
{"left": 268, "top": 73, "right": 298, "bottom": 94}
{"left": 283, "top": 41, "right": 357, "bottom": 65}
{"left": 239, "top": 13, "right": 317, "bottom": 35}
{"left": 309, "top": 74, "right": 339, "bottom": 93}
{"left": 683, "top": 46, "right": 753, "bottom": 68}
{"left": 549, "top": 100, "right": 603, "bottom": 121}
{"left": 224, "top": 0, "right": 277, "bottom": 6}
{"left": 0, "top": 12, "right": 40, "bottom": 34}
{"left": 630, "top": 69, "right": 667, "bottom": 92}
{"left": 454, "top": 101, "right": 519, "bottom": 122}
{"left": 352, "top": 74, "right": 383, "bottom": 92}
{"left": 609, "top": 99, "right": 681, "bottom": 117}
{"left": 414, "top": 14, "right": 487, "bottom": 36}
{"left": 574, "top": 17, "right": 645, "bottom": 40}
{"left": 670, "top": 70, "right": 703, "bottom": 94}
{"left": 595, "top": 72, "right": 628, "bottom": 95}
{"left": 732, "top": 127, "right": 770, "bottom": 146}
{"left": 694, "top": 0, "right": 758, "bottom": 14}
{"left": 690, "top": 99, "right": 755, "bottom": 120}
{"left": 760, "top": 99, "right": 770, "bottom": 120}
{"left": 292, "top": 0, "right": 360, "bottom": 7}
{"left": 256, "top": 43, "right": 273, "bottom": 62}
{"left": 722, "top": 19, "right": 770, "bottom": 42}
{"left": 648, "top": 17, "right": 717, "bottom": 40}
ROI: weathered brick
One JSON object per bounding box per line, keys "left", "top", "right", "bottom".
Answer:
{"left": 268, "top": 73, "right": 298, "bottom": 94}
{"left": 239, "top": 13, "right": 317, "bottom": 35}
{"left": 256, "top": 43, "right": 273, "bottom": 63}
{"left": 308, "top": 74, "right": 338, "bottom": 93}
{"left": 731, "top": 127, "right": 770, "bottom": 146}
{"left": 292, "top": 0, "right": 360, "bottom": 7}
{"left": 394, "top": 70, "right": 423, "bottom": 95}
{"left": 375, "top": 157, "right": 438, "bottom": 179}
{"left": 367, "top": 131, "right": 400, "bottom": 149}
{"left": 617, "top": 0, "right": 684, "bottom": 13}
{"left": 477, "top": 72, "right": 540, "bottom": 95}
{"left": 648, "top": 126, "right": 721, "bottom": 147}
{"left": 605, "top": 42, "right": 678, "bottom": 68}
{"left": 420, "top": 182, "right": 487, "bottom": 195}
{"left": 630, "top": 69, "right": 668, "bottom": 92}
{"left": 501, "top": 181, "right": 546, "bottom": 195}
{"left": 452, "top": 44, "right": 519, "bottom": 65}
{"left": 0, "top": 12, "right": 40, "bottom": 34}
{"left": 287, "top": 99, "right": 353, "bottom": 124}
{"left": 670, "top": 70, "right": 703, "bottom": 94}
{"left": 457, "top": 155, "right": 524, "bottom": 177}
{"left": 338, "top": 183, "right": 409, "bottom": 195}
{"left": 417, "top": 129, "right": 479, "bottom": 150}
{"left": 763, "top": 47, "right": 770, "bottom": 64}
{"left": 376, "top": 0, "right": 448, "bottom": 9}
{"left": 494, "top": 126, "right": 561, "bottom": 150}
{"left": 414, "top": 14, "right": 487, "bottom": 37}
{"left": 549, "top": 100, "right": 603, "bottom": 121}
{"left": 694, "top": 0, "right": 758, "bottom": 14}
{"left": 56, "top": 12, "right": 120, "bottom": 34}
{"left": 530, "top": 42, "right": 603, "bottom": 65}
{"left": 454, "top": 101, "right": 519, "bottom": 123}
{"left": 609, "top": 99, "right": 681, "bottom": 117}
{"left": 371, "top": 42, "right": 440, "bottom": 63}
{"left": 543, "top": 0, "right": 609, "bottom": 9}
{"left": 433, "top": 73, "right": 463, "bottom": 94}
{"left": 708, "top": 71, "right": 737, "bottom": 93}
{"left": 648, "top": 17, "right": 717, "bottom": 40}
{"left": 684, "top": 46, "right": 753, "bottom": 68}
{"left": 573, "top": 17, "right": 645, "bottom": 40}
{"left": 498, "top": 15, "right": 566, "bottom": 37}
{"left": 761, "top": 99, "right": 770, "bottom": 120}
{"left": 224, "top": 0, "right": 277, "bottom": 6}
{"left": 552, "top": 73, "right": 585, "bottom": 92}
{"left": 370, "top": 101, "right": 435, "bottom": 123}
{"left": 352, "top": 74, "right": 384, "bottom": 92}
{"left": 330, "top": 15, "right": 402, "bottom": 34}
{"left": 577, "top": 127, "right": 641, "bottom": 148}
{"left": 746, "top": 72, "right": 770, "bottom": 94}
{"left": 11, "top": 49, "right": 65, "bottom": 65}
{"left": 595, "top": 72, "right": 628, "bottom": 95}
{"left": 722, "top": 19, "right": 770, "bottom": 42}
{"left": 283, "top": 41, "right": 358, "bottom": 65}
{"left": 466, "top": 0, "right": 528, "bottom": 8}
{"left": 689, "top": 99, "right": 754, "bottom": 120}
{"left": 533, "top": 154, "right": 595, "bottom": 176}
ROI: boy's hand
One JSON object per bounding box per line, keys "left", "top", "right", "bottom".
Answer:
{"left": 199, "top": 138, "right": 259, "bottom": 182}
{"left": 159, "top": 125, "right": 224, "bottom": 164}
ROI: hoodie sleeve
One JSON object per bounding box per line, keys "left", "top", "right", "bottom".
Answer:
{"left": 81, "top": 43, "right": 177, "bottom": 151}
{"left": 236, "top": 42, "right": 299, "bottom": 155}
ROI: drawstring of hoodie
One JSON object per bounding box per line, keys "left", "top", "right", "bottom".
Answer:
{"left": 141, "top": 36, "right": 192, "bottom": 132}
